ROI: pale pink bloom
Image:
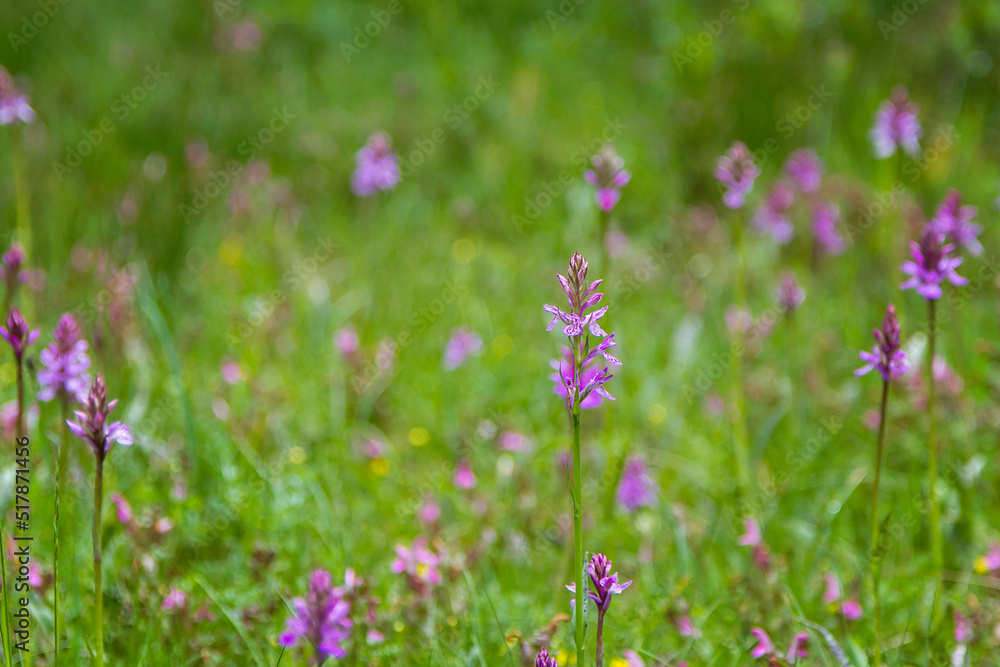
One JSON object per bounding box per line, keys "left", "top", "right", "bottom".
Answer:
{"left": 676, "top": 615, "right": 699, "bottom": 638}
{"left": 362, "top": 439, "right": 385, "bottom": 458}
{"left": 725, "top": 306, "right": 752, "bottom": 335}
{"left": 497, "top": 430, "right": 530, "bottom": 452}
{"left": 232, "top": 20, "right": 262, "bottom": 51}
{"left": 334, "top": 327, "right": 359, "bottom": 356}
{"left": 27, "top": 563, "right": 42, "bottom": 588}
{"left": 622, "top": 650, "right": 645, "bottom": 666}
{"left": 842, "top": 599, "right": 863, "bottom": 620}
{"left": 162, "top": 587, "right": 187, "bottom": 612}
{"left": 955, "top": 611, "right": 972, "bottom": 644}
{"left": 155, "top": 517, "right": 174, "bottom": 534}
{"left": 822, "top": 572, "right": 840, "bottom": 604}
{"left": 454, "top": 460, "right": 477, "bottom": 489}
{"left": 604, "top": 229, "right": 630, "bottom": 258}
{"left": 109, "top": 493, "right": 133, "bottom": 525}
{"left": 390, "top": 538, "right": 442, "bottom": 593}
{"left": 786, "top": 632, "right": 809, "bottom": 662}
{"left": 862, "top": 409, "right": 881, "bottom": 431}
{"left": 738, "top": 517, "right": 762, "bottom": 547}
{"left": 750, "top": 627, "right": 774, "bottom": 658}
{"left": 366, "top": 628, "right": 384, "bottom": 644}
{"left": 221, "top": 360, "right": 243, "bottom": 385}
{"left": 418, "top": 498, "right": 440, "bottom": 524}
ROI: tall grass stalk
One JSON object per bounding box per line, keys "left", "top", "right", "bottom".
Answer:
{"left": 571, "top": 404, "right": 585, "bottom": 667}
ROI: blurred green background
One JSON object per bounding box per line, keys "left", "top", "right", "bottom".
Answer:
{"left": 2, "top": 0, "right": 1000, "bottom": 664}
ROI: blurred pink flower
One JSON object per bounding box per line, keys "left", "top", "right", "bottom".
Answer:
{"left": 621, "top": 650, "right": 645, "bottom": 666}
{"left": 497, "top": 430, "right": 530, "bottom": 452}
{"left": 750, "top": 627, "right": 774, "bottom": 658}
{"left": 454, "top": 460, "right": 477, "bottom": 489}
{"left": 334, "top": 327, "right": 360, "bottom": 356}
{"left": 232, "top": 20, "right": 262, "bottom": 51}
{"left": 822, "top": 572, "right": 840, "bottom": 604}
{"left": 418, "top": 498, "right": 440, "bottom": 524}
{"left": 391, "top": 538, "right": 442, "bottom": 593}
{"left": 842, "top": 599, "right": 863, "bottom": 620}
{"left": 738, "top": 517, "right": 761, "bottom": 547}
{"left": 109, "top": 492, "right": 133, "bottom": 525}
{"left": 162, "top": 587, "right": 187, "bottom": 612}
{"left": 221, "top": 360, "right": 244, "bottom": 385}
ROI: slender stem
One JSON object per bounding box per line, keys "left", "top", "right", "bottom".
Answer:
{"left": 93, "top": 460, "right": 104, "bottom": 667}
{"left": 871, "top": 378, "right": 889, "bottom": 667}
{"left": 53, "top": 401, "right": 69, "bottom": 666}
{"left": 927, "top": 298, "right": 942, "bottom": 625}
{"left": 598, "top": 208, "right": 610, "bottom": 277}
{"left": 0, "top": 513, "right": 10, "bottom": 667}
{"left": 571, "top": 406, "right": 584, "bottom": 667}
{"left": 732, "top": 219, "right": 750, "bottom": 491}
{"left": 595, "top": 611, "right": 605, "bottom": 667}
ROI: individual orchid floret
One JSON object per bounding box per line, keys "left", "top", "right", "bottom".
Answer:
{"left": 66, "top": 375, "right": 133, "bottom": 460}
{"left": 351, "top": 132, "right": 400, "bottom": 197}
{"left": 535, "top": 648, "right": 558, "bottom": 667}
{"left": 930, "top": 189, "right": 981, "bottom": 256}
{"left": 812, "top": 202, "right": 845, "bottom": 255}
{"left": 716, "top": 141, "right": 760, "bottom": 209}
{"left": 279, "top": 569, "right": 352, "bottom": 659}
{"left": 784, "top": 148, "right": 823, "bottom": 193}
{"left": 901, "top": 228, "right": 967, "bottom": 299}
{"left": 870, "top": 86, "right": 921, "bottom": 158}
{"left": 584, "top": 144, "right": 631, "bottom": 212}
{"left": 774, "top": 272, "right": 805, "bottom": 313}
{"left": 752, "top": 181, "right": 795, "bottom": 243}
{"left": 822, "top": 572, "right": 840, "bottom": 605}
{"left": 0, "top": 307, "right": 39, "bottom": 361}
{"left": 38, "top": 314, "right": 91, "bottom": 403}
{"left": 0, "top": 67, "right": 35, "bottom": 125}
{"left": 856, "top": 304, "right": 910, "bottom": 382}
{"left": 615, "top": 456, "right": 658, "bottom": 512}
{"left": 443, "top": 327, "right": 482, "bottom": 370}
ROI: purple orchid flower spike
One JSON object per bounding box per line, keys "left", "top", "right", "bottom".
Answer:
{"left": 870, "top": 86, "right": 921, "bottom": 158}
{"left": 535, "top": 648, "right": 558, "bottom": 667}
{"left": 784, "top": 148, "right": 823, "bottom": 193}
{"left": 616, "top": 456, "right": 658, "bottom": 512}
{"left": 565, "top": 553, "right": 631, "bottom": 667}
{"left": 930, "top": 189, "right": 981, "bottom": 256}
{"left": 279, "top": 569, "right": 353, "bottom": 659}
{"left": 856, "top": 304, "right": 910, "bottom": 382}
{"left": 351, "top": 131, "right": 400, "bottom": 197}
{"left": 752, "top": 181, "right": 795, "bottom": 243}
{"left": 584, "top": 144, "right": 631, "bottom": 212}
{"left": 0, "top": 307, "right": 39, "bottom": 361}
{"left": 67, "top": 375, "right": 133, "bottom": 461}
{"left": 716, "top": 141, "right": 760, "bottom": 209}
{"left": 544, "top": 253, "right": 620, "bottom": 410}
{"left": 0, "top": 67, "right": 35, "bottom": 126}
{"left": 38, "top": 314, "right": 91, "bottom": 403}
{"left": 901, "top": 228, "right": 967, "bottom": 300}
{"left": 812, "top": 202, "right": 845, "bottom": 255}
{"left": 774, "top": 272, "right": 805, "bottom": 314}
{"left": 2, "top": 243, "right": 26, "bottom": 296}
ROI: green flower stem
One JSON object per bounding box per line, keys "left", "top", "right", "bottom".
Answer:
{"left": 53, "top": 401, "right": 70, "bottom": 666}
{"left": 571, "top": 404, "right": 585, "bottom": 667}
{"left": 927, "top": 298, "right": 942, "bottom": 626}
{"left": 871, "top": 377, "right": 889, "bottom": 667}
{"left": 93, "top": 459, "right": 104, "bottom": 667}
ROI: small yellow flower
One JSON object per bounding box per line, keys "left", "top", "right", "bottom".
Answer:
{"left": 974, "top": 556, "right": 989, "bottom": 574}
{"left": 408, "top": 426, "right": 430, "bottom": 446}
{"left": 451, "top": 238, "right": 477, "bottom": 264}
{"left": 369, "top": 458, "right": 390, "bottom": 476}
{"left": 288, "top": 446, "right": 306, "bottom": 464}
{"left": 609, "top": 659, "right": 629, "bottom": 667}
